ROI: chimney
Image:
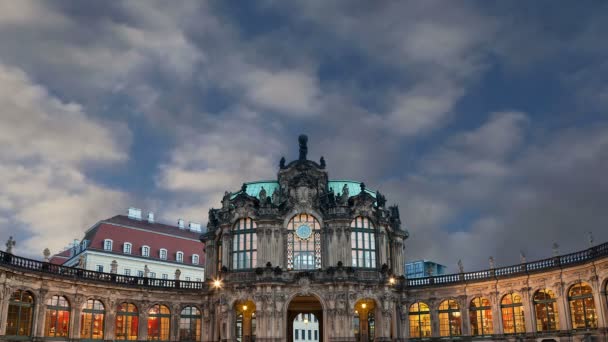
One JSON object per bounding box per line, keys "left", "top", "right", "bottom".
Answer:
{"left": 147, "top": 212, "right": 155, "bottom": 223}
{"left": 127, "top": 207, "right": 142, "bottom": 220}
{"left": 177, "top": 218, "right": 185, "bottom": 229}
{"left": 189, "top": 222, "right": 201, "bottom": 232}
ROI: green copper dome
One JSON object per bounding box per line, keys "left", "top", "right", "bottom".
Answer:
{"left": 231, "top": 180, "right": 376, "bottom": 200}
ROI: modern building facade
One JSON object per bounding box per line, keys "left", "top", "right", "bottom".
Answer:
{"left": 405, "top": 260, "right": 447, "bottom": 279}
{"left": 0, "top": 135, "right": 607, "bottom": 342}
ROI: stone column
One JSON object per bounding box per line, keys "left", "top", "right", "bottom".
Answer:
{"left": 599, "top": 280, "right": 608, "bottom": 330}
{"left": 104, "top": 300, "right": 116, "bottom": 340}
{"left": 555, "top": 282, "right": 571, "bottom": 331}
{"left": 138, "top": 303, "right": 149, "bottom": 341}
{"left": 34, "top": 289, "right": 49, "bottom": 338}
{"left": 590, "top": 275, "right": 606, "bottom": 328}
{"left": 0, "top": 286, "right": 8, "bottom": 336}
{"left": 70, "top": 296, "right": 85, "bottom": 340}
{"left": 221, "top": 229, "right": 231, "bottom": 271}
{"left": 521, "top": 288, "right": 536, "bottom": 333}
{"left": 378, "top": 230, "right": 387, "bottom": 267}
{"left": 459, "top": 296, "right": 470, "bottom": 336}
{"left": 430, "top": 301, "right": 440, "bottom": 338}
{"left": 490, "top": 292, "right": 503, "bottom": 335}
{"left": 172, "top": 303, "right": 181, "bottom": 341}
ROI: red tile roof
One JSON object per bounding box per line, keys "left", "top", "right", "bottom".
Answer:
{"left": 78, "top": 215, "right": 205, "bottom": 266}
{"left": 49, "top": 249, "right": 71, "bottom": 265}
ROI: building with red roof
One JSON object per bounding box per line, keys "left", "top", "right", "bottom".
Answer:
{"left": 55, "top": 208, "right": 205, "bottom": 281}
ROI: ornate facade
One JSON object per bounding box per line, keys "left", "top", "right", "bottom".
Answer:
{"left": 1, "top": 135, "right": 607, "bottom": 341}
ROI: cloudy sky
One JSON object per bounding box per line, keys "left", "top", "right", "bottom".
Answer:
{"left": 1, "top": 1, "right": 607, "bottom": 272}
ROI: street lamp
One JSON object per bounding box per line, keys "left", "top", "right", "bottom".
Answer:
{"left": 212, "top": 278, "right": 223, "bottom": 289}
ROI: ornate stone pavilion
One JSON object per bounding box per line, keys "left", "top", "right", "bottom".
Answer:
{"left": 0, "top": 136, "right": 607, "bottom": 342}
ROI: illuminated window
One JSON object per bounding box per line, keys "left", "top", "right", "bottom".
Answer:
{"left": 104, "top": 239, "right": 113, "bottom": 251}
{"left": 368, "top": 311, "right": 375, "bottom": 341}
{"left": 176, "top": 251, "right": 184, "bottom": 263}
{"left": 7, "top": 290, "right": 34, "bottom": 337}
{"left": 409, "top": 302, "right": 431, "bottom": 338}
{"left": 501, "top": 293, "right": 525, "bottom": 334}
{"left": 469, "top": 297, "right": 493, "bottom": 336}
{"left": 287, "top": 214, "right": 321, "bottom": 270}
{"left": 160, "top": 249, "right": 167, "bottom": 260}
{"left": 533, "top": 289, "right": 559, "bottom": 332}
{"left": 231, "top": 218, "right": 257, "bottom": 270}
{"left": 350, "top": 217, "right": 376, "bottom": 268}
{"left": 217, "top": 240, "right": 223, "bottom": 272}
{"left": 438, "top": 299, "right": 461, "bottom": 337}
{"left": 45, "top": 295, "right": 70, "bottom": 338}
{"left": 115, "top": 303, "right": 138, "bottom": 340}
{"left": 568, "top": 282, "right": 597, "bottom": 329}
{"left": 80, "top": 299, "right": 105, "bottom": 340}
{"left": 123, "top": 242, "right": 132, "bottom": 254}
{"left": 142, "top": 246, "right": 150, "bottom": 257}
{"left": 192, "top": 254, "right": 199, "bottom": 265}
{"left": 148, "top": 304, "right": 170, "bottom": 341}
{"left": 179, "top": 306, "right": 201, "bottom": 341}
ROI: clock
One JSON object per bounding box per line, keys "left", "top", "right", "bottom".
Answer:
{"left": 296, "top": 224, "right": 312, "bottom": 240}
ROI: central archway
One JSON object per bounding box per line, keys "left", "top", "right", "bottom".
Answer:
{"left": 287, "top": 295, "right": 323, "bottom": 342}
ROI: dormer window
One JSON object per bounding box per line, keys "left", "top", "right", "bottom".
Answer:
{"left": 176, "top": 251, "right": 184, "bottom": 263}
{"left": 192, "top": 254, "right": 199, "bottom": 265}
{"left": 123, "top": 242, "right": 132, "bottom": 254}
{"left": 142, "top": 245, "right": 150, "bottom": 257}
{"left": 160, "top": 249, "right": 168, "bottom": 260}
{"left": 103, "top": 239, "right": 113, "bottom": 251}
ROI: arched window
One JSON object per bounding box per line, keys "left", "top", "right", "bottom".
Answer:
{"left": 159, "top": 248, "right": 167, "bottom": 260}
{"left": 148, "top": 304, "right": 171, "bottom": 341}
{"left": 287, "top": 214, "right": 321, "bottom": 270}
{"left": 409, "top": 302, "right": 431, "bottom": 338}
{"left": 368, "top": 311, "right": 375, "bottom": 341}
{"left": 533, "top": 289, "right": 559, "bottom": 332}
{"left": 568, "top": 282, "right": 598, "bottom": 329}
{"left": 104, "top": 239, "right": 113, "bottom": 251}
{"left": 350, "top": 216, "right": 376, "bottom": 268}
{"left": 438, "top": 299, "right": 461, "bottom": 337}
{"left": 231, "top": 218, "right": 257, "bottom": 270}
{"left": 116, "top": 303, "right": 138, "bottom": 340}
{"left": 142, "top": 246, "right": 150, "bottom": 257}
{"left": 123, "top": 242, "right": 132, "bottom": 254}
{"left": 6, "top": 290, "right": 34, "bottom": 337}
{"left": 501, "top": 293, "right": 525, "bottom": 334}
{"left": 81, "top": 299, "right": 105, "bottom": 340}
{"left": 192, "top": 254, "right": 199, "bottom": 265}
{"left": 179, "top": 306, "right": 202, "bottom": 341}
{"left": 469, "top": 297, "right": 493, "bottom": 336}
{"left": 45, "top": 295, "right": 70, "bottom": 337}
{"left": 176, "top": 251, "right": 184, "bottom": 263}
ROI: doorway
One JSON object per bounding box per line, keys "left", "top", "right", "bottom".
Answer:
{"left": 287, "top": 295, "right": 323, "bottom": 342}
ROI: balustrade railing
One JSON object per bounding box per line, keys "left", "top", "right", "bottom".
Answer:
{"left": 0, "top": 251, "right": 206, "bottom": 290}
{"left": 406, "top": 241, "right": 608, "bottom": 287}
{"left": 1, "top": 241, "right": 607, "bottom": 290}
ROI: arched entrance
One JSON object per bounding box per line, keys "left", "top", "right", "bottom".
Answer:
{"left": 287, "top": 295, "right": 323, "bottom": 342}
{"left": 234, "top": 300, "right": 256, "bottom": 342}
{"left": 354, "top": 299, "right": 376, "bottom": 342}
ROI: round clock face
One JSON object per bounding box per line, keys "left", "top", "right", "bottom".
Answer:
{"left": 296, "top": 224, "right": 312, "bottom": 240}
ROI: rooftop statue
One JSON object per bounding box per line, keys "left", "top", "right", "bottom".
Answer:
{"left": 298, "top": 134, "right": 308, "bottom": 160}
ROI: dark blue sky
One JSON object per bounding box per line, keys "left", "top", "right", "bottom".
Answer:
{"left": 0, "top": 1, "right": 606, "bottom": 271}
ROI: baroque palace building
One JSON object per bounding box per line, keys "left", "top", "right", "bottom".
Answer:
{"left": 0, "top": 135, "right": 607, "bottom": 342}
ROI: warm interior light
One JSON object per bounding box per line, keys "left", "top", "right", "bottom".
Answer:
{"left": 453, "top": 311, "right": 461, "bottom": 318}
{"left": 354, "top": 310, "right": 358, "bottom": 314}
{"left": 362, "top": 303, "right": 367, "bottom": 309}
{"left": 389, "top": 277, "right": 396, "bottom": 285}
{"left": 242, "top": 305, "right": 247, "bottom": 311}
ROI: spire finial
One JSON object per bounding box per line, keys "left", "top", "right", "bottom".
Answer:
{"left": 298, "top": 134, "right": 308, "bottom": 160}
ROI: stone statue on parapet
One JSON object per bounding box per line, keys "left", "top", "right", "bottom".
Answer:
{"left": 552, "top": 242, "right": 559, "bottom": 257}
{"left": 489, "top": 256, "right": 495, "bottom": 269}
{"left": 280, "top": 156, "right": 286, "bottom": 169}
{"left": 5, "top": 236, "right": 15, "bottom": 254}
{"left": 457, "top": 259, "right": 464, "bottom": 273}
{"left": 144, "top": 265, "right": 150, "bottom": 278}
{"left": 520, "top": 251, "right": 526, "bottom": 264}
{"left": 320, "top": 156, "right": 326, "bottom": 168}
{"left": 43, "top": 248, "right": 51, "bottom": 262}
{"left": 588, "top": 231, "right": 594, "bottom": 247}
{"left": 298, "top": 134, "right": 308, "bottom": 160}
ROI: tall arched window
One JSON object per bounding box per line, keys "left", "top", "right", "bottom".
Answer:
{"left": 179, "top": 306, "right": 201, "bottom": 341}
{"left": 148, "top": 304, "right": 171, "bottom": 341}
{"left": 409, "top": 302, "right": 431, "bottom": 338}
{"left": 469, "top": 297, "right": 493, "bottom": 336}
{"left": 287, "top": 213, "right": 321, "bottom": 270}
{"left": 350, "top": 216, "right": 376, "bottom": 268}
{"left": 231, "top": 218, "right": 257, "bottom": 270}
{"left": 6, "top": 290, "right": 34, "bottom": 337}
{"left": 533, "top": 289, "right": 559, "bottom": 332}
{"left": 115, "top": 303, "right": 138, "bottom": 340}
{"left": 501, "top": 293, "right": 525, "bottom": 334}
{"left": 568, "top": 282, "right": 598, "bottom": 329}
{"left": 81, "top": 299, "right": 105, "bottom": 340}
{"left": 45, "top": 295, "right": 70, "bottom": 338}
{"left": 438, "top": 299, "right": 461, "bottom": 337}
